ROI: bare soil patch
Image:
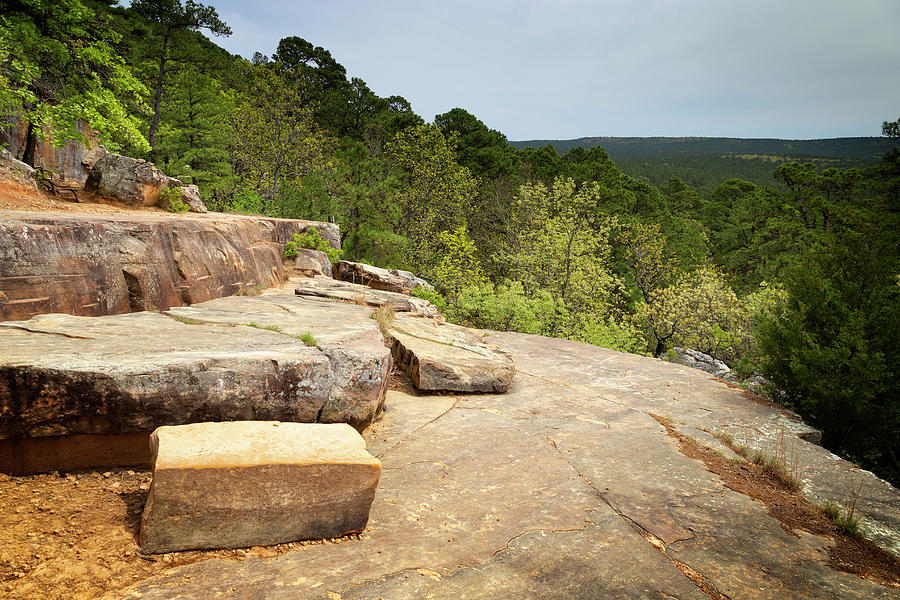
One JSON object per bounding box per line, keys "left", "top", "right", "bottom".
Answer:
{"left": 0, "top": 469, "right": 356, "bottom": 599}
{"left": 0, "top": 185, "right": 165, "bottom": 215}
{"left": 651, "top": 414, "right": 900, "bottom": 589}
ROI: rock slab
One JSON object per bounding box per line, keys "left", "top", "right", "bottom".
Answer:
{"left": 294, "top": 276, "right": 441, "bottom": 318}
{"left": 0, "top": 311, "right": 344, "bottom": 443}
{"left": 332, "top": 260, "right": 432, "bottom": 294}
{"left": 139, "top": 421, "right": 381, "bottom": 553}
{"left": 389, "top": 313, "right": 515, "bottom": 392}
{"left": 0, "top": 210, "right": 339, "bottom": 322}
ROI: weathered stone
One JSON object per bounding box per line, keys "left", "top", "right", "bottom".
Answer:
{"left": 389, "top": 313, "right": 515, "bottom": 392}
{"left": 0, "top": 147, "right": 38, "bottom": 194}
{"left": 166, "top": 293, "right": 391, "bottom": 429}
{"left": 667, "top": 346, "right": 737, "bottom": 382}
{"left": 0, "top": 210, "right": 338, "bottom": 322}
{"left": 294, "top": 276, "right": 441, "bottom": 318}
{"left": 294, "top": 249, "right": 332, "bottom": 277}
{"left": 139, "top": 421, "right": 381, "bottom": 553}
{"left": 332, "top": 260, "right": 432, "bottom": 294}
{"left": 179, "top": 184, "right": 207, "bottom": 213}
{"left": 84, "top": 153, "right": 175, "bottom": 207}
{"left": 0, "top": 310, "right": 380, "bottom": 448}
{"left": 1, "top": 119, "right": 104, "bottom": 197}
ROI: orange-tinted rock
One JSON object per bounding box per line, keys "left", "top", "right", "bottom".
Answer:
{"left": 139, "top": 421, "right": 381, "bottom": 553}
{"left": 0, "top": 210, "right": 339, "bottom": 322}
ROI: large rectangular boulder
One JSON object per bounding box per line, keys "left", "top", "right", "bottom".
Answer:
{"left": 139, "top": 421, "right": 381, "bottom": 553}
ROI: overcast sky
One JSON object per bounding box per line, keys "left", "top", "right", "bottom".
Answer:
{"left": 197, "top": 0, "right": 899, "bottom": 140}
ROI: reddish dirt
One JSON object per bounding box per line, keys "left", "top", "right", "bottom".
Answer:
{"left": 0, "top": 469, "right": 358, "bottom": 599}
{"left": 0, "top": 185, "right": 166, "bottom": 215}
{"left": 651, "top": 415, "right": 900, "bottom": 589}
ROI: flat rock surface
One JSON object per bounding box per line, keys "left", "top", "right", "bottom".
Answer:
{"left": 167, "top": 293, "right": 391, "bottom": 429}
{"left": 140, "top": 422, "right": 381, "bottom": 553}
{"left": 109, "top": 332, "right": 900, "bottom": 599}
{"left": 0, "top": 302, "right": 386, "bottom": 445}
{"left": 293, "top": 275, "right": 441, "bottom": 318}
{"left": 389, "top": 313, "right": 515, "bottom": 392}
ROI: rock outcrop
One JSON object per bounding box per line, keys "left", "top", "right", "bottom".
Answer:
{"left": 666, "top": 346, "right": 737, "bottom": 382}
{"left": 294, "top": 249, "right": 332, "bottom": 277}
{"left": 166, "top": 293, "right": 391, "bottom": 429}
{"left": 84, "top": 153, "right": 207, "bottom": 213}
{"left": 332, "top": 260, "right": 432, "bottom": 294}
{"left": 0, "top": 210, "right": 339, "bottom": 322}
{"left": 389, "top": 313, "right": 515, "bottom": 392}
{"left": 139, "top": 421, "right": 381, "bottom": 553}
{"left": 293, "top": 276, "right": 442, "bottom": 318}
{"left": 0, "top": 312, "right": 323, "bottom": 440}
{"left": 0, "top": 148, "right": 39, "bottom": 195}
{"left": 1, "top": 119, "right": 104, "bottom": 197}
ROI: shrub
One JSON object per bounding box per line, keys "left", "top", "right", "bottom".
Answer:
{"left": 411, "top": 286, "right": 447, "bottom": 314}
{"left": 161, "top": 186, "right": 188, "bottom": 213}
{"left": 283, "top": 228, "right": 341, "bottom": 263}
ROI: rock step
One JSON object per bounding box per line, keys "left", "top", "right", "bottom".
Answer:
{"left": 389, "top": 313, "right": 515, "bottom": 393}
{"left": 0, "top": 210, "right": 339, "bottom": 322}
{"left": 293, "top": 276, "right": 442, "bottom": 318}
{"left": 0, "top": 305, "right": 387, "bottom": 474}
{"left": 332, "top": 260, "right": 432, "bottom": 295}
{"left": 139, "top": 421, "right": 381, "bottom": 553}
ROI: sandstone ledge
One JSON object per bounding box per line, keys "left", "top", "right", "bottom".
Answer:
{"left": 0, "top": 309, "right": 383, "bottom": 449}
{"left": 0, "top": 210, "right": 339, "bottom": 322}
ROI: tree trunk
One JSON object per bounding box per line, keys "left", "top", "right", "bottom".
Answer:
{"left": 22, "top": 121, "right": 38, "bottom": 167}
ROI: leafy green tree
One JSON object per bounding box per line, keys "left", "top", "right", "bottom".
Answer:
{"left": 507, "top": 177, "right": 622, "bottom": 337}
{"left": 384, "top": 124, "right": 477, "bottom": 268}
{"left": 0, "top": 0, "right": 149, "bottom": 160}
{"left": 152, "top": 66, "right": 234, "bottom": 196}
{"left": 130, "top": 0, "right": 230, "bottom": 150}
{"left": 883, "top": 117, "right": 900, "bottom": 138}
{"left": 757, "top": 229, "right": 899, "bottom": 483}
{"left": 227, "top": 63, "right": 334, "bottom": 211}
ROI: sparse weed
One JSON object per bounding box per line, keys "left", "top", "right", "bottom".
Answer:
{"left": 297, "top": 332, "right": 317, "bottom": 347}
{"left": 169, "top": 313, "right": 204, "bottom": 325}
{"left": 372, "top": 303, "right": 395, "bottom": 339}
{"left": 236, "top": 283, "right": 265, "bottom": 296}
{"left": 820, "top": 500, "right": 842, "bottom": 521}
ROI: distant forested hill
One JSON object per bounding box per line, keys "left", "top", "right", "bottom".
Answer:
{"left": 509, "top": 136, "right": 894, "bottom": 160}
{"left": 509, "top": 137, "right": 897, "bottom": 196}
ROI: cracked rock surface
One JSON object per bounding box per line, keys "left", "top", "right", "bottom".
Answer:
{"left": 108, "top": 332, "right": 900, "bottom": 600}
{"left": 0, "top": 296, "right": 389, "bottom": 453}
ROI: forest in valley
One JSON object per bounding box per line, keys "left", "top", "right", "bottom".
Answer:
{"left": 1, "top": 0, "right": 898, "bottom": 484}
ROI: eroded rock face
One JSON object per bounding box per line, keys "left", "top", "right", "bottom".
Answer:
{"left": 1, "top": 119, "right": 104, "bottom": 197}
{"left": 294, "top": 249, "right": 332, "bottom": 277}
{"left": 294, "top": 276, "right": 441, "bottom": 318}
{"left": 0, "top": 312, "right": 335, "bottom": 443}
{"left": 0, "top": 210, "right": 338, "bottom": 322}
{"left": 85, "top": 153, "right": 172, "bottom": 207}
{"left": 332, "top": 260, "right": 432, "bottom": 294}
{"left": 139, "top": 421, "right": 381, "bottom": 553}
{"left": 0, "top": 148, "right": 38, "bottom": 194}
{"left": 389, "top": 313, "right": 515, "bottom": 393}
{"left": 166, "top": 293, "right": 391, "bottom": 429}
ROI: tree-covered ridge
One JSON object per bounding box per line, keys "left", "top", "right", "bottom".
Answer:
{"left": 1, "top": 0, "right": 898, "bottom": 486}
{"left": 510, "top": 136, "right": 896, "bottom": 161}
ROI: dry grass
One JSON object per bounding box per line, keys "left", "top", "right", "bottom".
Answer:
{"left": 372, "top": 303, "right": 395, "bottom": 339}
